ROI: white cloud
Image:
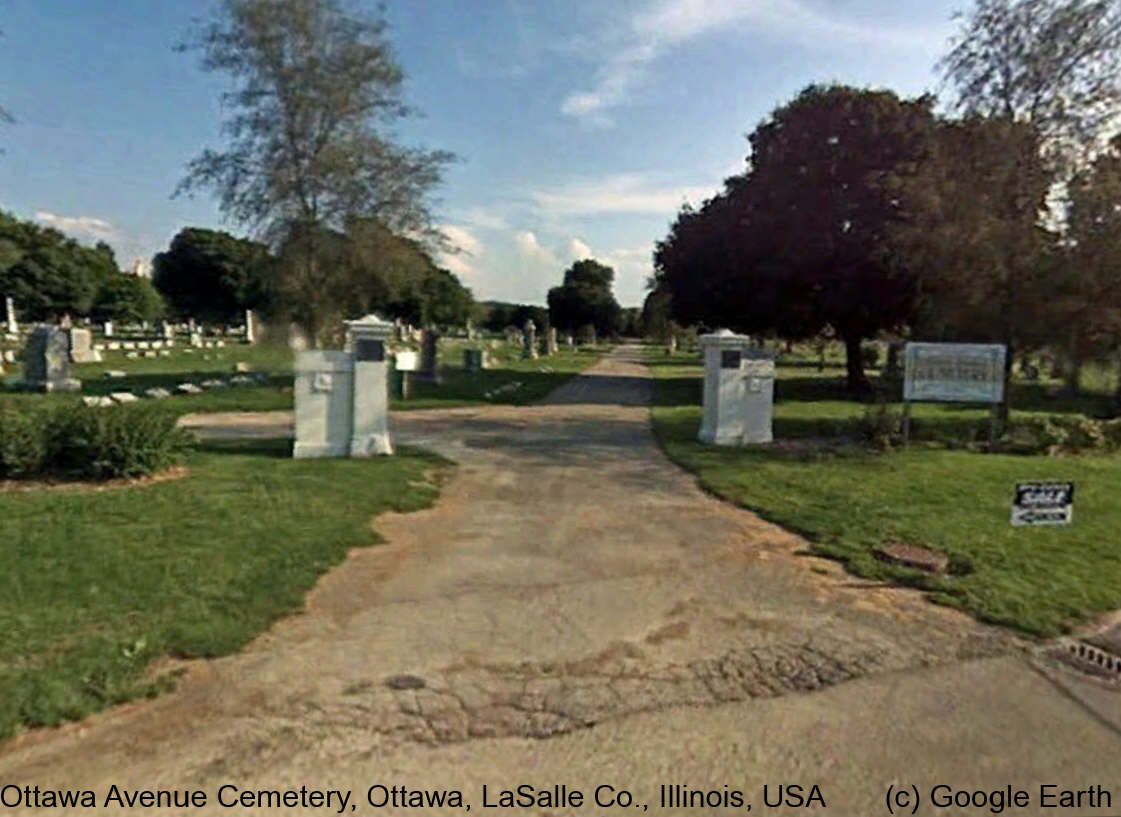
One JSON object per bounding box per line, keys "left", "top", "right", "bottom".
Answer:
{"left": 561, "top": 0, "right": 943, "bottom": 124}
{"left": 514, "top": 230, "right": 557, "bottom": 265}
{"left": 566, "top": 237, "right": 593, "bottom": 261}
{"left": 440, "top": 224, "right": 484, "bottom": 257}
{"left": 532, "top": 173, "right": 711, "bottom": 216}
{"left": 437, "top": 224, "right": 484, "bottom": 280}
{"left": 34, "top": 211, "right": 119, "bottom": 242}
{"left": 459, "top": 207, "right": 510, "bottom": 232}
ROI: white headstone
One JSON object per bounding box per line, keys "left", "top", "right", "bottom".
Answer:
{"left": 293, "top": 351, "right": 355, "bottom": 458}
{"left": 245, "top": 308, "right": 256, "bottom": 343}
{"left": 4, "top": 296, "right": 17, "bottom": 334}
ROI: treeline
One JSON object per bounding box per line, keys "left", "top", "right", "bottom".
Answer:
{"left": 0, "top": 210, "right": 475, "bottom": 334}
{"left": 0, "top": 211, "right": 163, "bottom": 323}
{"left": 152, "top": 221, "right": 473, "bottom": 333}
{"left": 650, "top": 0, "right": 1121, "bottom": 416}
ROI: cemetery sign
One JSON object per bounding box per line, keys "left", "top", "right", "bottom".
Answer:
{"left": 1011, "top": 481, "right": 1074, "bottom": 526}
{"left": 904, "top": 343, "right": 1006, "bottom": 403}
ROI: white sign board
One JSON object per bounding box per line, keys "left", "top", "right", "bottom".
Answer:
{"left": 393, "top": 350, "right": 418, "bottom": 372}
{"left": 1011, "top": 481, "right": 1073, "bottom": 526}
{"left": 903, "top": 343, "right": 1006, "bottom": 403}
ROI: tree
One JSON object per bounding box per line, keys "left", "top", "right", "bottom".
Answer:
{"left": 0, "top": 212, "right": 115, "bottom": 320}
{"left": 175, "top": 0, "right": 454, "bottom": 345}
{"left": 1060, "top": 135, "right": 1121, "bottom": 397}
{"left": 940, "top": 0, "right": 1121, "bottom": 169}
{"left": 152, "top": 227, "right": 272, "bottom": 323}
{"left": 654, "top": 85, "right": 935, "bottom": 390}
{"left": 547, "top": 259, "right": 622, "bottom": 336}
{"left": 93, "top": 274, "right": 166, "bottom": 323}
{"left": 887, "top": 116, "right": 1056, "bottom": 421}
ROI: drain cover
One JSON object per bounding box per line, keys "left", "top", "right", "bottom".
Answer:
{"left": 1045, "top": 639, "right": 1121, "bottom": 681}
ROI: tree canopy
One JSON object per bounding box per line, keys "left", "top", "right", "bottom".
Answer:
{"left": 152, "top": 227, "right": 272, "bottom": 324}
{"left": 176, "top": 0, "right": 455, "bottom": 342}
{"left": 547, "top": 259, "right": 622, "bottom": 337}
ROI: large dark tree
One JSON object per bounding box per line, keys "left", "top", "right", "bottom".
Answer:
{"left": 175, "top": 0, "right": 454, "bottom": 344}
{"left": 547, "top": 259, "right": 622, "bottom": 336}
{"left": 152, "top": 227, "right": 272, "bottom": 323}
{"left": 655, "top": 85, "right": 935, "bottom": 390}
{"left": 887, "top": 116, "right": 1056, "bottom": 421}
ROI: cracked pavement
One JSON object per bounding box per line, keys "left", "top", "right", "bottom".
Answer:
{"left": 2, "top": 345, "right": 1120, "bottom": 815}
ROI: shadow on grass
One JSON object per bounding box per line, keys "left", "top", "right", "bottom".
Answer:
{"left": 195, "top": 437, "right": 292, "bottom": 458}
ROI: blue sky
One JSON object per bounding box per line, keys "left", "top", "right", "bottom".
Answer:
{"left": 0, "top": 0, "right": 963, "bottom": 307}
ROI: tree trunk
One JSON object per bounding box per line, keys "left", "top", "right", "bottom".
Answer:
{"left": 843, "top": 335, "right": 870, "bottom": 392}
{"left": 998, "top": 342, "right": 1014, "bottom": 427}
{"left": 1064, "top": 328, "right": 1083, "bottom": 396}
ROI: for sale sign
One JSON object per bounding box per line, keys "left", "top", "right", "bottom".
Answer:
{"left": 1011, "top": 482, "right": 1074, "bottom": 526}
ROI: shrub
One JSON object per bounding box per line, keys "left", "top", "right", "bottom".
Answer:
{"left": 0, "top": 402, "right": 50, "bottom": 477}
{"left": 0, "top": 400, "right": 194, "bottom": 481}
{"left": 852, "top": 402, "right": 903, "bottom": 451}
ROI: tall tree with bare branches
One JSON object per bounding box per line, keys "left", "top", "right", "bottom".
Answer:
{"left": 175, "top": 0, "right": 455, "bottom": 343}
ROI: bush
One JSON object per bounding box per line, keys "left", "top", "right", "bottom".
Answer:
{"left": 1003, "top": 414, "right": 1112, "bottom": 455}
{"left": 0, "top": 400, "right": 194, "bottom": 481}
{"left": 852, "top": 402, "right": 903, "bottom": 451}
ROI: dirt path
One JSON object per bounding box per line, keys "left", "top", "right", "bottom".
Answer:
{"left": 2, "top": 345, "right": 1119, "bottom": 815}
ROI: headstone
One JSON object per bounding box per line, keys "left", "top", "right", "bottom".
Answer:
{"left": 177, "top": 383, "right": 203, "bottom": 394}
{"left": 161, "top": 320, "right": 173, "bottom": 340}
{"left": 107, "top": 342, "right": 121, "bottom": 351}
{"left": 200, "top": 379, "right": 227, "bottom": 388}
{"left": 23, "top": 327, "right": 81, "bottom": 392}
{"left": 103, "top": 319, "right": 114, "bottom": 338}
{"left": 464, "top": 348, "right": 483, "bottom": 372}
{"left": 522, "top": 320, "right": 538, "bottom": 360}
{"left": 109, "top": 391, "right": 139, "bottom": 404}
{"left": 566, "top": 334, "right": 574, "bottom": 347}
{"left": 418, "top": 328, "right": 441, "bottom": 384}
{"left": 144, "top": 387, "right": 172, "bottom": 400}
{"left": 143, "top": 351, "right": 157, "bottom": 358}
{"left": 546, "top": 327, "right": 558, "bottom": 356}
{"left": 190, "top": 331, "right": 203, "bottom": 348}
{"left": 344, "top": 313, "right": 394, "bottom": 456}
{"left": 244, "top": 309, "right": 256, "bottom": 344}
{"left": 188, "top": 317, "right": 197, "bottom": 331}
{"left": 82, "top": 396, "right": 113, "bottom": 408}
{"left": 67, "top": 328, "right": 97, "bottom": 363}
{"left": 4, "top": 296, "right": 16, "bottom": 334}
{"left": 2, "top": 349, "right": 15, "bottom": 363}
{"left": 698, "top": 329, "right": 775, "bottom": 446}
{"left": 667, "top": 335, "right": 677, "bottom": 355}
{"left": 235, "top": 361, "right": 251, "bottom": 373}
{"left": 105, "top": 370, "right": 127, "bottom": 378}
{"left": 137, "top": 341, "right": 150, "bottom": 350}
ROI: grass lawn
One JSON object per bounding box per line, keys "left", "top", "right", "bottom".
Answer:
{"left": 0, "top": 438, "right": 449, "bottom": 740}
{"left": 2, "top": 338, "right": 609, "bottom": 415}
{"left": 393, "top": 339, "right": 610, "bottom": 410}
{"left": 647, "top": 346, "right": 1121, "bottom": 637}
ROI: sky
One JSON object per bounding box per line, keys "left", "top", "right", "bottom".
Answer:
{"left": 0, "top": 0, "right": 965, "bottom": 308}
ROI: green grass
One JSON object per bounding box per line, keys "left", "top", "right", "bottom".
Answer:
{"left": 391, "top": 338, "right": 609, "bottom": 410}
{"left": 646, "top": 347, "right": 1121, "bottom": 637}
{"left": 2, "top": 338, "right": 609, "bottom": 415}
{"left": 0, "top": 438, "right": 449, "bottom": 740}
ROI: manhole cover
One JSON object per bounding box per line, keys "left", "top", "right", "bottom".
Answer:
{"left": 873, "top": 542, "right": 949, "bottom": 574}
